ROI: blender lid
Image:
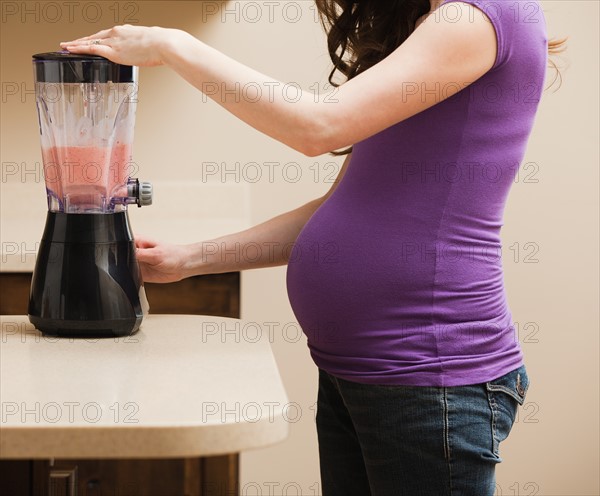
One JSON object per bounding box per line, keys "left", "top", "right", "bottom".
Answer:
{"left": 33, "top": 51, "right": 135, "bottom": 83}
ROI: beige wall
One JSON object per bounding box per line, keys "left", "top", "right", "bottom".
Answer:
{"left": 1, "top": 1, "right": 597, "bottom": 495}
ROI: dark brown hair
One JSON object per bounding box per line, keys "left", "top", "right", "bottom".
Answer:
{"left": 315, "top": 0, "right": 431, "bottom": 86}
{"left": 314, "top": 0, "right": 568, "bottom": 155}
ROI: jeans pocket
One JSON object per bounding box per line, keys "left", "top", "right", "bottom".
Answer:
{"left": 485, "top": 364, "right": 529, "bottom": 458}
{"left": 486, "top": 364, "right": 529, "bottom": 405}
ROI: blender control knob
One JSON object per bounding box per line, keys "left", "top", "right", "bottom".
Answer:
{"left": 138, "top": 182, "right": 153, "bottom": 206}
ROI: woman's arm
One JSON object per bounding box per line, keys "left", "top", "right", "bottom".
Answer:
{"left": 135, "top": 153, "right": 352, "bottom": 283}
{"left": 61, "top": 2, "right": 497, "bottom": 156}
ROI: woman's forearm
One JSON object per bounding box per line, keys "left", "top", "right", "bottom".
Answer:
{"left": 183, "top": 197, "right": 324, "bottom": 276}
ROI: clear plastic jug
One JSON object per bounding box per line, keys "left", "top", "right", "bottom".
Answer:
{"left": 33, "top": 52, "right": 149, "bottom": 213}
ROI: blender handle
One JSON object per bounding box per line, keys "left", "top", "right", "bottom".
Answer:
{"left": 127, "top": 178, "right": 153, "bottom": 207}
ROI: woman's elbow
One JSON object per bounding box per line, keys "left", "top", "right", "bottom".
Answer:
{"left": 289, "top": 110, "right": 343, "bottom": 157}
{"left": 293, "top": 128, "right": 337, "bottom": 157}
{"left": 296, "top": 141, "right": 327, "bottom": 157}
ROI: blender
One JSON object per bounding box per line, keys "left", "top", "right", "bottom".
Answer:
{"left": 28, "top": 52, "right": 152, "bottom": 337}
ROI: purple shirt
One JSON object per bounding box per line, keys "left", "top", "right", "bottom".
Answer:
{"left": 285, "top": 0, "right": 548, "bottom": 386}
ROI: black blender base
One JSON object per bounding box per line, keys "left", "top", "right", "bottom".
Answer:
{"left": 29, "top": 316, "right": 142, "bottom": 338}
{"left": 28, "top": 212, "right": 147, "bottom": 339}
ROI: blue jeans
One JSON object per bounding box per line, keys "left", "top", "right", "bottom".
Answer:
{"left": 316, "top": 364, "right": 529, "bottom": 496}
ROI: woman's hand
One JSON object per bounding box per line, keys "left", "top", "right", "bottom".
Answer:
{"left": 60, "top": 25, "right": 182, "bottom": 67}
{"left": 134, "top": 236, "right": 195, "bottom": 283}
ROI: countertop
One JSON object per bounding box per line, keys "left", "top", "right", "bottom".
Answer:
{"left": 0, "top": 315, "right": 289, "bottom": 459}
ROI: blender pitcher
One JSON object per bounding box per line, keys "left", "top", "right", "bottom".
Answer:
{"left": 28, "top": 52, "right": 152, "bottom": 337}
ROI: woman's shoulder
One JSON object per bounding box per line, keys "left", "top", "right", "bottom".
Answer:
{"left": 438, "top": 0, "right": 547, "bottom": 72}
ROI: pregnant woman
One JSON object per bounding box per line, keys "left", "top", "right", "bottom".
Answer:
{"left": 62, "top": 1, "right": 565, "bottom": 494}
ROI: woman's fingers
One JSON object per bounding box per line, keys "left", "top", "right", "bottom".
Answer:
{"left": 136, "top": 251, "right": 157, "bottom": 264}
{"left": 135, "top": 236, "right": 158, "bottom": 249}
{"left": 60, "top": 27, "right": 113, "bottom": 46}
{"left": 136, "top": 246, "right": 163, "bottom": 266}
{"left": 60, "top": 30, "right": 115, "bottom": 57}
{"left": 132, "top": 239, "right": 190, "bottom": 283}
{"left": 60, "top": 27, "right": 118, "bottom": 58}
{"left": 135, "top": 237, "right": 164, "bottom": 265}
{"left": 61, "top": 43, "right": 113, "bottom": 58}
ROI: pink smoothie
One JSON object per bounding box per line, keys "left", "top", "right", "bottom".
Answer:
{"left": 42, "top": 143, "right": 131, "bottom": 211}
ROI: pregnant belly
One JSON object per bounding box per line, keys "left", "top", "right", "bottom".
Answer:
{"left": 285, "top": 201, "right": 439, "bottom": 348}
{"left": 285, "top": 195, "right": 514, "bottom": 383}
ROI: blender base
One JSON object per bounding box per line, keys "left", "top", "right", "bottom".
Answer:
{"left": 28, "top": 212, "right": 148, "bottom": 338}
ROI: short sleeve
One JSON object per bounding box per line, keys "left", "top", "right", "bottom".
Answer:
{"left": 439, "top": 0, "right": 509, "bottom": 71}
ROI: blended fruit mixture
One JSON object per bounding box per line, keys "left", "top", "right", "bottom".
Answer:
{"left": 41, "top": 143, "right": 132, "bottom": 212}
